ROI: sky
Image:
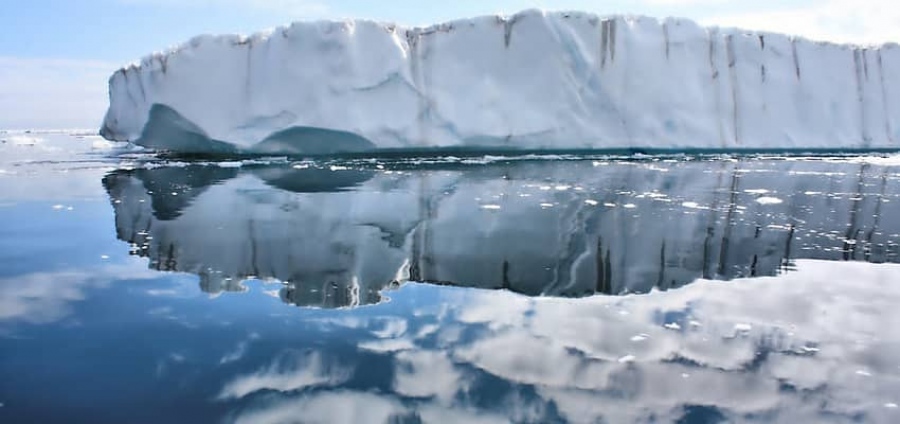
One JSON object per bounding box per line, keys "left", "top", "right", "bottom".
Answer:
{"left": 2, "top": 0, "right": 899, "bottom": 129}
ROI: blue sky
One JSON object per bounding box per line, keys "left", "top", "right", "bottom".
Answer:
{"left": 1, "top": 0, "right": 897, "bottom": 129}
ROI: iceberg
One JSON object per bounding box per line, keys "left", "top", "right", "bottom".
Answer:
{"left": 100, "top": 10, "right": 900, "bottom": 155}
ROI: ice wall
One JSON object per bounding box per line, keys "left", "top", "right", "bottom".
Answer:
{"left": 100, "top": 10, "right": 900, "bottom": 154}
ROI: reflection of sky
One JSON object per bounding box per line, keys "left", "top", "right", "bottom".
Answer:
{"left": 216, "top": 260, "right": 900, "bottom": 423}
{"left": 3, "top": 257, "right": 900, "bottom": 422}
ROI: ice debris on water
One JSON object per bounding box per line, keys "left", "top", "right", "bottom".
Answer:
{"left": 734, "top": 323, "right": 753, "bottom": 333}
{"left": 756, "top": 196, "right": 784, "bottom": 205}
{"left": 664, "top": 322, "right": 681, "bottom": 330}
{"left": 630, "top": 334, "right": 650, "bottom": 342}
{"left": 618, "top": 355, "right": 636, "bottom": 363}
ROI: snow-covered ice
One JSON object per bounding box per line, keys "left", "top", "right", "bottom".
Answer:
{"left": 100, "top": 10, "right": 900, "bottom": 155}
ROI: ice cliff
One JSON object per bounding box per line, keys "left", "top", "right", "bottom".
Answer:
{"left": 101, "top": 10, "right": 900, "bottom": 154}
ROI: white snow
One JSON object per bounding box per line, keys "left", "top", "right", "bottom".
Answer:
{"left": 100, "top": 10, "right": 900, "bottom": 154}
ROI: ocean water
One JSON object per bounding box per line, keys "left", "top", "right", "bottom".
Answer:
{"left": 2, "top": 132, "right": 900, "bottom": 423}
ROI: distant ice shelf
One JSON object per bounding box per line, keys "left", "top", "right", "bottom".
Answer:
{"left": 100, "top": 9, "right": 900, "bottom": 155}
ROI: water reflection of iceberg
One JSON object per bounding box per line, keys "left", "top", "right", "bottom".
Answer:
{"left": 102, "top": 158, "right": 900, "bottom": 308}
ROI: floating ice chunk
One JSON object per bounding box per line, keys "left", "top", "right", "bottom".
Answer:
{"left": 856, "top": 370, "right": 873, "bottom": 377}
{"left": 664, "top": 322, "right": 681, "bottom": 330}
{"left": 756, "top": 197, "right": 784, "bottom": 205}
{"left": 630, "top": 334, "right": 650, "bottom": 342}
{"left": 7, "top": 135, "right": 42, "bottom": 146}
{"left": 91, "top": 139, "right": 115, "bottom": 149}
{"left": 617, "top": 355, "right": 636, "bottom": 363}
{"left": 584, "top": 199, "right": 599, "bottom": 206}
{"left": 734, "top": 323, "right": 752, "bottom": 332}
{"left": 480, "top": 204, "right": 501, "bottom": 210}
{"left": 744, "top": 189, "right": 770, "bottom": 194}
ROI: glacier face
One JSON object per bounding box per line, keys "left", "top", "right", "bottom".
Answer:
{"left": 101, "top": 10, "right": 900, "bottom": 154}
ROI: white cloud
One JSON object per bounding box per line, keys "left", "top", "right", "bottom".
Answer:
{"left": 232, "top": 391, "right": 404, "bottom": 424}
{"left": 393, "top": 350, "right": 463, "bottom": 402}
{"left": 0, "top": 263, "right": 159, "bottom": 324}
{"left": 642, "top": 0, "right": 731, "bottom": 5}
{"left": 118, "top": 0, "right": 329, "bottom": 18}
{"left": 218, "top": 350, "right": 351, "bottom": 399}
{"left": 0, "top": 57, "right": 115, "bottom": 130}
{"left": 701, "top": 0, "right": 900, "bottom": 44}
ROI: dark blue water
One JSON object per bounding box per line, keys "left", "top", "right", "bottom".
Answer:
{"left": 1, "top": 134, "right": 900, "bottom": 423}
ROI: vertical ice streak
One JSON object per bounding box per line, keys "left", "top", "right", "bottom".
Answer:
{"left": 600, "top": 19, "right": 609, "bottom": 69}
{"left": 406, "top": 30, "right": 428, "bottom": 146}
{"left": 609, "top": 18, "right": 617, "bottom": 63}
{"left": 853, "top": 49, "right": 871, "bottom": 144}
{"left": 758, "top": 35, "right": 766, "bottom": 84}
{"left": 725, "top": 34, "right": 740, "bottom": 146}
{"left": 662, "top": 22, "right": 670, "bottom": 61}
{"left": 708, "top": 30, "right": 727, "bottom": 147}
{"left": 877, "top": 51, "right": 894, "bottom": 143}
{"left": 502, "top": 15, "right": 519, "bottom": 48}
{"left": 791, "top": 38, "right": 802, "bottom": 81}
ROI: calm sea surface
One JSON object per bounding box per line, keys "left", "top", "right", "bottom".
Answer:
{"left": 2, "top": 133, "right": 900, "bottom": 423}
